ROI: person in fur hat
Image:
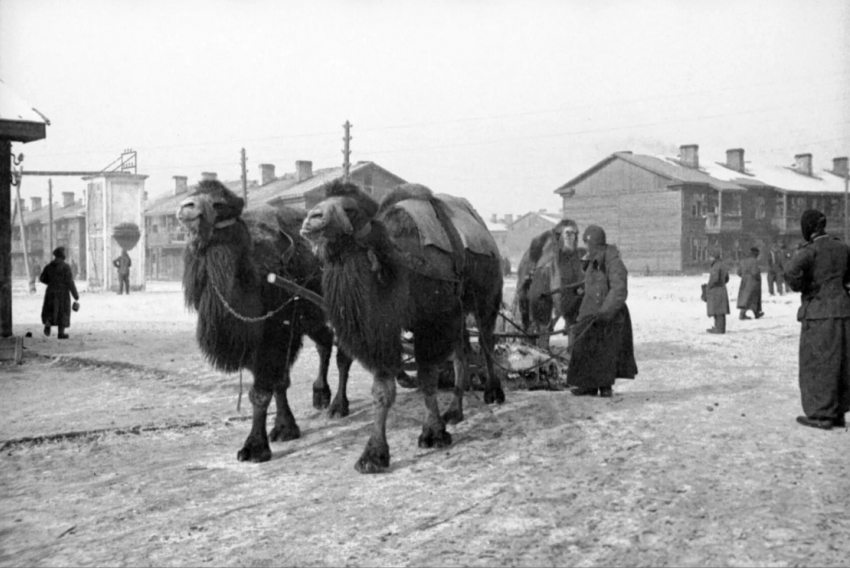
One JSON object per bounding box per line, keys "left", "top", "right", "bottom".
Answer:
{"left": 566, "top": 224, "right": 638, "bottom": 397}
{"left": 784, "top": 209, "right": 850, "bottom": 430}
{"left": 39, "top": 247, "right": 80, "bottom": 339}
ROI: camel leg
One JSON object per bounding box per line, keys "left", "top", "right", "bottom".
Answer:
{"left": 442, "top": 340, "right": 467, "bottom": 425}
{"left": 416, "top": 362, "right": 452, "bottom": 449}
{"left": 307, "top": 325, "right": 334, "bottom": 410}
{"left": 237, "top": 387, "right": 273, "bottom": 463}
{"left": 270, "top": 379, "right": 301, "bottom": 442}
{"left": 477, "top": 313, "right": 506, "bottom": 405}
{"left": 355, "top": 372, "right": 395, "bottom": 474}
{"left": 328, "top": 347, "right": 353, "bottom": 419}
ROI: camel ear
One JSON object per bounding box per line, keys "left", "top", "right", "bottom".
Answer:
{"left": 234, "top": 196, "right": 245, "bottom": 216}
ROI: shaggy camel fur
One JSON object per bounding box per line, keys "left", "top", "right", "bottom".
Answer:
{"left": 178, "top": 179, "right": 352, "bottom": 463}
{"left": 301, "top": 180, "right": 504, "bottom": 474}
{"left": 515, "top": 219, "right": 585, "bottom": 350}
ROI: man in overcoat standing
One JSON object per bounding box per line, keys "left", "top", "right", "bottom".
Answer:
{"left": 784, "top": 209, "right": 850, "bottom": 430}
{"left": 767, "top": 242, "right": 786, "bottom": 296}
{"left": 40, "top": 246, "right": 80, "bottom": 339}
{"left": 706, "top": 248, "right": 730, "bottom": 334}
{"left": 567, "top": 225, "right": 638, "bottom": 397}
{"left": 113, "top": 248, "right": 131, "bottom": 295}
{"left": 737, "top": 247, "right": 764, "bottom": 320}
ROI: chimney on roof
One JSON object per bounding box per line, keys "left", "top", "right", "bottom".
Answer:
{"left": 259, "top": 164, "right": 276, "bottom": 185}
{"left": 490, "top": 213, "right": 497, "bottom": 223}
{"left": 62, "top": 191, "right": 74, "bottom": 208}
{"left": 794, "top": 154, "right": 813, "bottom": 176}
{"left": 201, "top": 172, "right": 217, "bottom": 181}
{"left": 296, "top": 160, "right": 313, "bottom": 182}
{"left": 680, "top": 144, "right": 699, "bottom": 169}
{"left": 31, "top": 197, "right": 42, "bottom": 211}
{"left": 173, "top": 175, "right": 188, "bottom": 196}
{"left": 832, "top": 156, "right": 849, "bottom": 178}
{"left": 725, "top": 148, "right": 745, "bottom": 173}
{"left": 505, "top": 214, "right": 514, "bottom": 225}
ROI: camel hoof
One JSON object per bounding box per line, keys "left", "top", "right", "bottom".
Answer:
{"left": 312, "top": 386, "right": 332, "bottom": 410}
{"left": 442, "top": 408, "right": 464, "bottom": 426}
{"left": 484, "top": 386, "right": 506, "bottom": 405}
{"left": 327, "top": 397, "right": 350, "bottom": 419}
{"left": 354, "top": 438, "right": 390, "bottom": 474}
{"left": 418, "top": 427, "right": 452, "bottom": 449}
{"left": 269, "top": 424, "right": 301, "bottom": 442}
{"left": 236, "top": 441, "right": 272, "bottom": 463}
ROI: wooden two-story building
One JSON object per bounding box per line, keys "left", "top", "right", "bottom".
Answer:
{"left": 11, "top": 192, "right": 86, "bottom": 278}
{"left": 555, "top": 145, "right": 848, "bottom": 274}
{"left": 144, "top": 160, "right": 406, "bottom": 280}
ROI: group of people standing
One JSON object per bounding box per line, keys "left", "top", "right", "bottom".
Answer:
{"left": 703, "top": 209, "right": 849, "bottom": 431}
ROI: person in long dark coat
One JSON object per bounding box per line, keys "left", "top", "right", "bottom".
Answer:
{"left": 706, "top": 248, "right": 730, "bottom": 334}
{"left": 783, "top": 209, "right": 850, "bottom": 430}
{"left": 40, "top": 246, "right": 79, "bottom": 339}
{"left": 767, "top": 242, "right": 786, "bottom": 296}
{"left": 567, "top": 225, "right": 638, "bottom": 397}
{"left": 736, "top": 247, "right": 763, "bottom": 320}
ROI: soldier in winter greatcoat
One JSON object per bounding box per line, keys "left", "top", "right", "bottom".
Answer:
{"left": 40, "top": 246, "right": 79, "bottom": 339}
{"left": 567, "top": 225, "right": 638, "bottom": 397}
{"left": 736, "top": 247, "right": 764, "bottom": 320}
{"left": 706, "top": 248, "right": 730, "bottom": 334}
{"left": 784, "top": 209, "right": 850, "bottom": 430}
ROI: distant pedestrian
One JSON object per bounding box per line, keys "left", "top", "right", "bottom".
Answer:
{"left": 113, "top": 249, "right": 131, "bottom": 294}
{"left": 737, "top": 247, "right": 763, "bottom": 320}
{"left": 28, "top": 256, "right": 41, "bottom": 294}
{"left": 69, "top": 258, "right": 79, "bottom": 280}
{"left": 767, "top": 242, "right": 786, "bottom": 296}
{"left": 784, "top": 209, "right": 850, "bottom": 430}
{"left": 705, "top": 248, "right": 730, "bottom": 334}
{"left": 39, "top": 247, "right": 79, "bottom": 340}
{"left": 567, "top": 224, "right": 638, "bottom": 397}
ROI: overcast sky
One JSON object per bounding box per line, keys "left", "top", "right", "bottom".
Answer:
{"left": 2, "top": 0, "right": 848, "bottom": 219}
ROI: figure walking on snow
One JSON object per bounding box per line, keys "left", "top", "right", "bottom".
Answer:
{"left": 737, "top": 247, "right": 763, "bottom": 320}
{"left": 40, "top": 247, "right": 80, "bottom": 340}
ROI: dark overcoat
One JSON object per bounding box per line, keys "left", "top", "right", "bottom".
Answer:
{"left": 567, "top": 245, "right": 638, "bottom": 389}
{"left": 736, "top": 256, "right": 762, "bottom": 310}
{"left": 706, "top": 259, "right": 730, "bottom": 317}
{"left": 40, "top": 259, "right": 79, "bottom": 328}
{"left": 784, "top": 235, "right": 850, "bottom": 420}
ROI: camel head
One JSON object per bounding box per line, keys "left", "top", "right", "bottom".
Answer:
{"left": 553, "top": 219, "right": 580, "bottom": 254}
{"left": 177, "top": 179, "right": 245, "bottom": 250}
{"left": 301, "top": 180, "right": 379, "bottom": 253}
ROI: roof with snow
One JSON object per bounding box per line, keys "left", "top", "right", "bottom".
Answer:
{"left": 555, "top": 151, "right": 748, "bottom": 194}
{"left": 0, "top": 78, "right": 49, "bottom": 142}
{"left": 145, "top": 179, "right": 259, "bottom": 217}
{"left": 701, "top": 158, "right": 848, "bottom": 194}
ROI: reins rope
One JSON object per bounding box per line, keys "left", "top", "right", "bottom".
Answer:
{"left": 211, "top": 282, "right": 296, "bottom": 323}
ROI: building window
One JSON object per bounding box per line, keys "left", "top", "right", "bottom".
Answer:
{"left": 691, "top": 193, "right": 706, "bottom": 217}
{"left": 691, "top": 236, "right": 708, "bottom": 262}
{"left": 754, "top": 196, "right": 766, "bottom": 219}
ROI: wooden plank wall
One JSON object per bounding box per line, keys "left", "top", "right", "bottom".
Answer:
{"left": 561, "top": 159, "right": 683, "bottom": 273}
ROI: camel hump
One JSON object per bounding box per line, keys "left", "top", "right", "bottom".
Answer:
{"left": 379, "top": 183, "right": 435, "bottom": 212}
{"left": 389, "top": 194, "right": 499, "bottom": 258}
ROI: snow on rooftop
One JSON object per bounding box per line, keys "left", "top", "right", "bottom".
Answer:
{"left": 0, "top": 79, "right": 49, "bottom": 124}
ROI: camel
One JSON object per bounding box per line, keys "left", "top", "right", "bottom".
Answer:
{"left": 301, "top": 181, "right": 505, "bottom": 474}
{"left": 514, "top": 219, "right": 585, "bottom": 350}
{"left": 177, "top": 179, "right": 353, "bottom": 463}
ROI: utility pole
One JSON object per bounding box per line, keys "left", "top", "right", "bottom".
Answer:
{"left": 342, "top": 120, "right": 352, "bottom": 182}
{"left": 240, "top": 148, "right": 248, "bottom": 207}
{"left": 48, "top": 178, "right": 54, "bottom": 253}
{"left": 844, "top": 168, "right": 850, "bottom": 246}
